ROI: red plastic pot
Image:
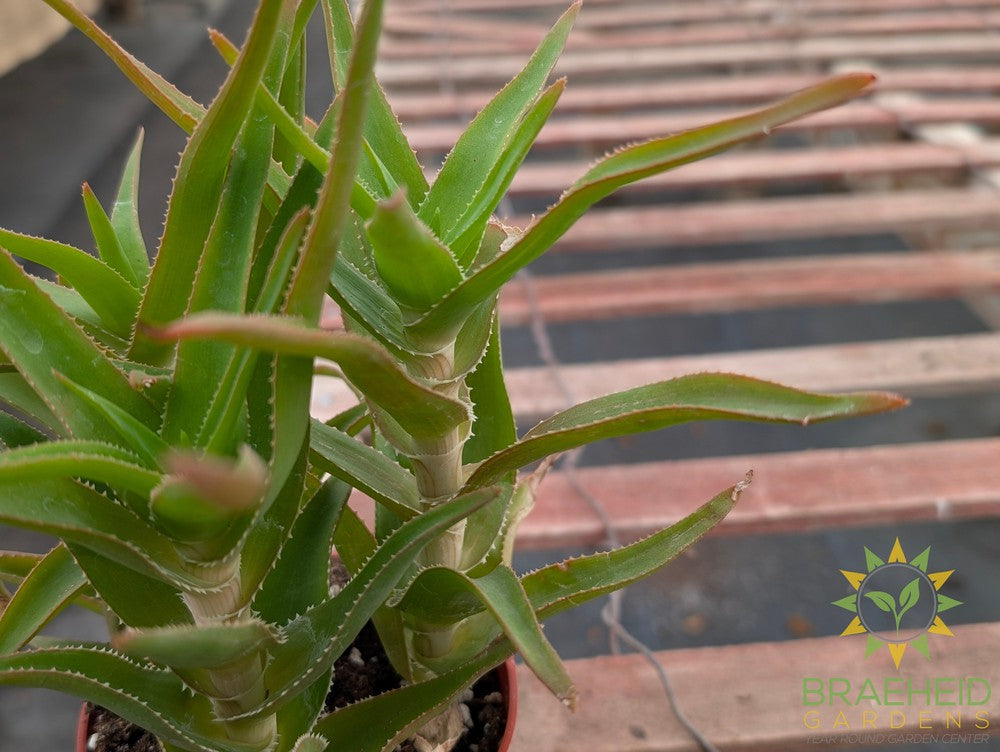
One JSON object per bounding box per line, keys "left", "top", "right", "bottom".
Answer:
{"left": 77, "top": 658, "right": 518, "bottom": 752}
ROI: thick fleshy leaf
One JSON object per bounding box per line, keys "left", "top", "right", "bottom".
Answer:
{"left": 417, "top": 3, "right": 578, "bottom": 236}
{"left": 131, "top": 0, "right": 285, "bottom": 364}
{"left": 81, "top": 183, "right": 141, "bottom": 288}
{"left": 0, "top": 478, "right": 214, "bottom": 591}
{"left": 0, "top": 229, "right": 139, "bottom": 335}
{"left": 322, "top": 0, "right": 428, "bottom": 203}
{"left": 162, "top": 103, "right": 275, "bottom": 444}
{"left": 462, "top": 319, "right": 515, "bottom": 467}
{"left": 151, "top": 313, "right": 470, "bottom": 441}
{"left": 113, "top": 620, "right": 280, "bottom": 669}
{"left": 68, "top": 545, "right": 190, "bottom": 628}
{"left": 410, "top": 73, "right": 877, "bottom": 340}
{"left": 0, "top": 410, "right": 48, "bottom": 448}
{"left": 0, "top": 371, "right": 62, "bottom": 436}
{"left": 313, "top": 643, "right": 510, "bottom": 752}
{"left": 254, "top": 477, "right": 350, "bottom": 623}
{"left": 240, "top": 487, "right": 500, "bottom": 720}
{"left": 367, "top": 191, "right": 464, "bottom": 312}
{"left": 0, "top": 645, "right": 248, "bottom": 752}
{"left": 401, "top": 564, "right": 574, "bottom": 705}
{"left": 284, "top": 0, "right": 384, "bottom": 325}
{"left": 449, "top": 79, "right": 565, "bottom": 267}
{"left": 0, "top": 440, "right": 160, "bottom": 509}
{"left": 329, "top": 254, "right": 411, "bottom": 356}
{"left": 309, "top": 420, "right": 420, "bottom": 517}
{"left": 0, "top": 544, "right": 86, "bottom": 653}
{"left": 526, "top": 479, "right": 745, "bottom": 619}
{"left": 110, "top": 130, "right": 150, "bottom": 285}
{"left": 0, "top": 250, "right": 159, "bottom": 442}
{"left": 466, "top": 373, "right": 906, "bottom": 489}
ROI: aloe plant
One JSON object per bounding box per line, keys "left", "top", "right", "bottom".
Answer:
{"left": 0, "top": 1, "right": 905, "bottom": 751}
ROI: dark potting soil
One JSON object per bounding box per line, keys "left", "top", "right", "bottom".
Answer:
{"left": 84, "top": 705, "right": 161, "bottom": 752}
{"left": 324, "top": 621, "right": 507, "bottom": 752}
{"left": 84, "top": 624, "right": 507, "bottom": 752}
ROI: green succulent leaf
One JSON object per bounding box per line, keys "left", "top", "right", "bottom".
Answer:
{"left": 0, "top": 544, "right": 87, "bottom": 653}
{"left": 329, "top": 254, "right": 411, "bottom": 356}
{"left": 285, "top": 0, "right": 384, "bottom": 325}
{"left": 367, "top": 191, "right": 464, "bottom": 312}
{"left": 401, "top": 564, "right": 574, "bottom": 705}
{"left": 131, "top": 0, "right": 285, "bottom": 364}
{"left": 110, "top": 130, "right": 151, "bottom": 286}
{"left": 417, "top": 2, "right": 578, "bottom": 239}
{"left": 113, "top": 620, "right": 280, "bottom": 669}
{"left": 322, "top": 0, "right": 428, "bottom": 203}
{"left": 254, "top": 477, "right": 351, "bottom": 624}
{"left": 449, "top": 79, "right": 565, "bottom": 267}
{"left": 0, "top": 409, "right": 48, "bottom": 448}
{"left": 462, "top": 319, "right": 516, "bottom": 468}
{"left": 81, "top": 182, "right": 141, "bottom": 289}
{"left": 0, "top": 645, "right": 249, "bottom": 752}
{"left": 409, "top": 73, "right": 877, "bottom": 340}
{"left": 0, "top": 371, "right": 62, "bottom": 437}
{"left": 68, "top": 545, "right": 190, "bottom": 628}
{"left": 244, "top": 486, "right": 500, "bottom": 720}
{"left": 309, "top": 420, "right": 420, "bottom": 517}
{"left": 0, "top": 250, "right": 159, "bottom": 442}
{"left": 465, "top": 373, "right": 906, "bottom": 490}
{"left": 0, "top": 229, "right": 140, "bottom": 337}
{"left": 151, "top": 313, "right": 470, "bottom": 441}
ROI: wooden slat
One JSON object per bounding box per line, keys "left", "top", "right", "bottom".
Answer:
{"left": 498, "top": 250, "right": 1000, "bottom": 324}
{"left": 403, "top": 100, "right": 1000, "bottom": 153}
{"left": 383, "top": 11, "right": 1000, "bottom": 58}
{"left": 506, "top": 141, "right": 1000, "bottom": 198}
{"left": 392, "top": 0, "right": 1000, "bottom": 21}
{"left": 519, "top": 438, "right": 1000, "bottom": 547}
{"left": 387, "top": 68, "right": 1000, "bottom": 120}
{"left": 377, "top": 34, "right": 1000, "bottom": 87}
{"left": 310, "top": 332, "right": 1000, "bottom": 421}
{"left": 502, "top": 332, "right": 1000, "bottom": 418}
{"left": 509, "top": 188, "right": 1000, "bottom": 252}
{"left": 513, "top": 621, "right": 1000, "bottom": 751}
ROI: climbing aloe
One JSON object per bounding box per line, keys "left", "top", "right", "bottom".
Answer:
{"left": 0, "top": 1, "right": 904, "bottom": 751}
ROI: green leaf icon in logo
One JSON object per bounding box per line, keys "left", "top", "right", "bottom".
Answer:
{"left": 864, "top": 577, "right": 921, "bottom": 633}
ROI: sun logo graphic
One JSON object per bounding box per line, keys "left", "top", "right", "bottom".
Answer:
{"left": 834, "top": 537, "right": 962, "bottom": 669}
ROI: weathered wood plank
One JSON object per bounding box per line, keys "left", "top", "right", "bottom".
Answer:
{"left": 382, "top": 11, "right": 1000, "bottom": 59}
{"left": 500, "top": 332, "right": 1000, "bottom": 418}
{"left": 497, "top": 250, "right": 1000, "bottom": 324}
{"left": 387, "top": 69, "right": 1000, "bottom": 120}
{"left": 376, "top": 34, "right": 1000, "bottom": 87}
{"left": 519, "top": 438, "right": 1000, "bottom": 547}
{"left": 507, "top": 142, "right": 1000, "bottom": 198}
{"left": 513, "top": 620, "right": 1000, "bottom": 751}
{"left": 311, "top": 332, "right": 1000, "bottom": 421}
{"left": 403, "top": 100, "right": 1000, "bottom": 153}
{"left": 507, "top": 188, "right": 1000, "bottom": 252}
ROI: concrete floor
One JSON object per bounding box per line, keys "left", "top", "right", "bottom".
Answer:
{"left": 1, "top": 2, "right": 999, "bottom": 751}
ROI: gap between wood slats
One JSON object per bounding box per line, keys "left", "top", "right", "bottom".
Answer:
{"left": 519, "top": 437, "right": 1000, "bottom": 546}
{"left": 310, "top": 332, "right": 1000, "bottom": 421}
{"left": 506, "top": 141, "right": 1000, "bottom": 198}
{"left": 382, "top": 11, "right": 1000, "bottom": 58}
{"left": 505, "top": 188, "right": 1000, "bottom": 251}
{"left": 513, "top": 620, "right": 1000, "bottom": 751}
{"left": 376, "top": 34, "right": 1000, "bottom": 87}
{"left": 322, "top": 250, "right": 1000, "bottom": 330}
{"left": 386, "top": 69, "right": 1000, "bottom": 120}
{"left": 402, "top": 101, "right": 1000, "bottom": 154}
